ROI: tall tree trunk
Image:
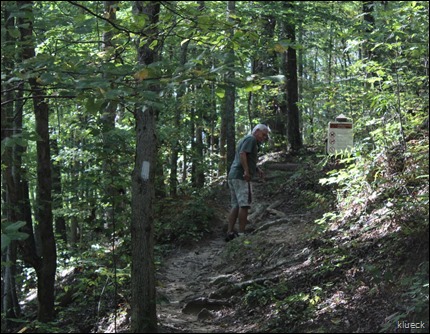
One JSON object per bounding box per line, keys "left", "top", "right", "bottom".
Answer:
{"left": 190, "top": 102, "right": 197, "bottom": 186}
{"left": 31, "top": 50, "right": 57, "bottom": 325}
{"left": 283, "top": 2, "right": 303, "bottom": 153}
{"left": 219, "top": 113, "right": 227, "bottom": 176}
{"left": 19, "top": 1, "right": 56, "bottom": 322}
{"left": 192, "top": 1, "right": 206, "bottom": 188}
{"left": 51, "top": 138, "right": 67, "bottom": 243}
{"left": 225, "top": 0, "right": 236, "bottom": 174}
{"left": 195, "top": 114, "right": 205, "bottom": 188}
{"left": 210, "top": 82, "right": 218, "bottom": 178}
{"left": 254, "top": 9, "right": 283, "bottom": 134}
{"left": 131, "top": 1, "right": 159, "bottom": 332}
{"left": 170, "top": 38, "right": 189, "bottom": 195}
{"left": 1, "top": 6, "right": 21, "bottom": 325}
{"left": 101, "top": 1, "right": 124, "bottom": 229}
{"left": 362, "top": 1, "right": 375, "bottom": 61}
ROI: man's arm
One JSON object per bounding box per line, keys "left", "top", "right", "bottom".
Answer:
{"left": 240, "top": 151, "right": 250, "bottom": 181}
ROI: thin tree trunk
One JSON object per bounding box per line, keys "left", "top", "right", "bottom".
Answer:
{"left": 19, "top": 1, "right": 56, "bottom": 322}
{"left": 131, "top": 1, "right": 159, "bottom": 332}
{"left": 170, "top": 39, "right": 189, "bottom": 195}
{"left": 362, "top": 1, "right": 375, "bottom": 61}
{"left": 1, "top": 6, "right": 21, "bottom": 325}
{"left": 101, "top": 1, "right": 124, "bottom": 228}
{"left": 225, "top": 0, "right": 236, "bottom": 174}
{"left": 51, "top": 138, "right": 67, "bottom": 243}
{"left": 283, "top": 2, "right": 303, "bottom": 152}
{"left": 32, "top": 74, "right": 56, "bottom": 324}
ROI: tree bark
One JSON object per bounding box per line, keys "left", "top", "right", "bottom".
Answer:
{"left": 32, "top": 81, "right": 56, "bottom": 323}
{"left": 18, "top": 0, "right": 56, "bottom": 322}
{"left": 131, "top": 1, "right": 160, "bottom": 332}
{"left": 1, "top": 6, "right": 21, "bottom": 325}
{"left": 170, "top": 37, "right": 189, "bottom": 195}
{"left": 225, "top": 1, "right": 236, "bottom": 175}
{"left": 283, "top": 2, "right": 303, "bottom": 153}
{"left": 51, "top": 139, "right": 67, "bottom": 243}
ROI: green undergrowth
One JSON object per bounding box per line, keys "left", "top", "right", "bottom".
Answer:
{"left": 154, "top": 191, "right": 217, "bottom": 248}
{"left": 218, "top": 141, "right": 429, "bottom": 332}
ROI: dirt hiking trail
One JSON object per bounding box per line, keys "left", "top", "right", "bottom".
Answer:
{"left": 156, "top": 152, "right": 318, "bottom": 333}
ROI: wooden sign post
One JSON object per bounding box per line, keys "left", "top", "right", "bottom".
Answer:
{"left": 327, "top": 114, "right": 353, "bottom": 154}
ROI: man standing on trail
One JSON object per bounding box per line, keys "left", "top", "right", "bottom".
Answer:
{"left": 226, "top": 124, "right": 270, "bottom": 242}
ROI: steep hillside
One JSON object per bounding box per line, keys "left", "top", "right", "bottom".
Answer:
{"left": 151, "top": 150, "right": 429, "bottom": 333}
{"left": 13, "top": 149, "right": 427, "bottom": 333}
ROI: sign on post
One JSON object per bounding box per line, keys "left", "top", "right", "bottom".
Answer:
{"left": 327, "top": 114, "right": 353, "bottom": 154}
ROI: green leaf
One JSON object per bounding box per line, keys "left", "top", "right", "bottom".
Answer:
{"left": 215, "top": 87, "right": 225, "bottom": 98}
{"left": 4, "top": 220, "right": 26, "bottom": 233}
{"left": 7, "top": 27, "right": 21, "bottom": 38}
{"left": 1, "top": 135, "right": 25, "bottom": 156}
{"left": 1, "top": 235, "right": 11, "bottom": 252}
{"left": 1, "top": 221, "right": 29, "bottom": 252}
{"left": 244, "top": 83, "right": 262, "bottom": 92}
{"left": 149, "top": 39, "right": 158, "bottom": 50}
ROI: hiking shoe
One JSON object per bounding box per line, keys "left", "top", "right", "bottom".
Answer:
{"left": 225, "top": 231, "right": 238, "bottom": 242}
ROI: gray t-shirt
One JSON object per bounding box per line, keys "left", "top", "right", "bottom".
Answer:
{"left": 228, "top": 135, "right": 258, "bottom": 180}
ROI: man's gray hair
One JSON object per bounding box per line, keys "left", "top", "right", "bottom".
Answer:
{"left": 252, "top": 124, "right": 271, "bottom": 135}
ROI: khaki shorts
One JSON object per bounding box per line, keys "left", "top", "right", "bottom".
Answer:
{"left": 228, "top": 179, "right": 252, "bottom": 208}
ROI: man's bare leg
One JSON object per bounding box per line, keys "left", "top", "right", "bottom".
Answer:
{"left": 228, "top": 207, "right": 239, "bottom": 233}
{"left": 238, "top": 207, "right": 249, "bottom": 234}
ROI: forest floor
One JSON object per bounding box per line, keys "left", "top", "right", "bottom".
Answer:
{"left": 10, "top": 150, "right": 428, "bottom": 333}
{"left": 114, "top": 150, "right": 427, "bottom": 333}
